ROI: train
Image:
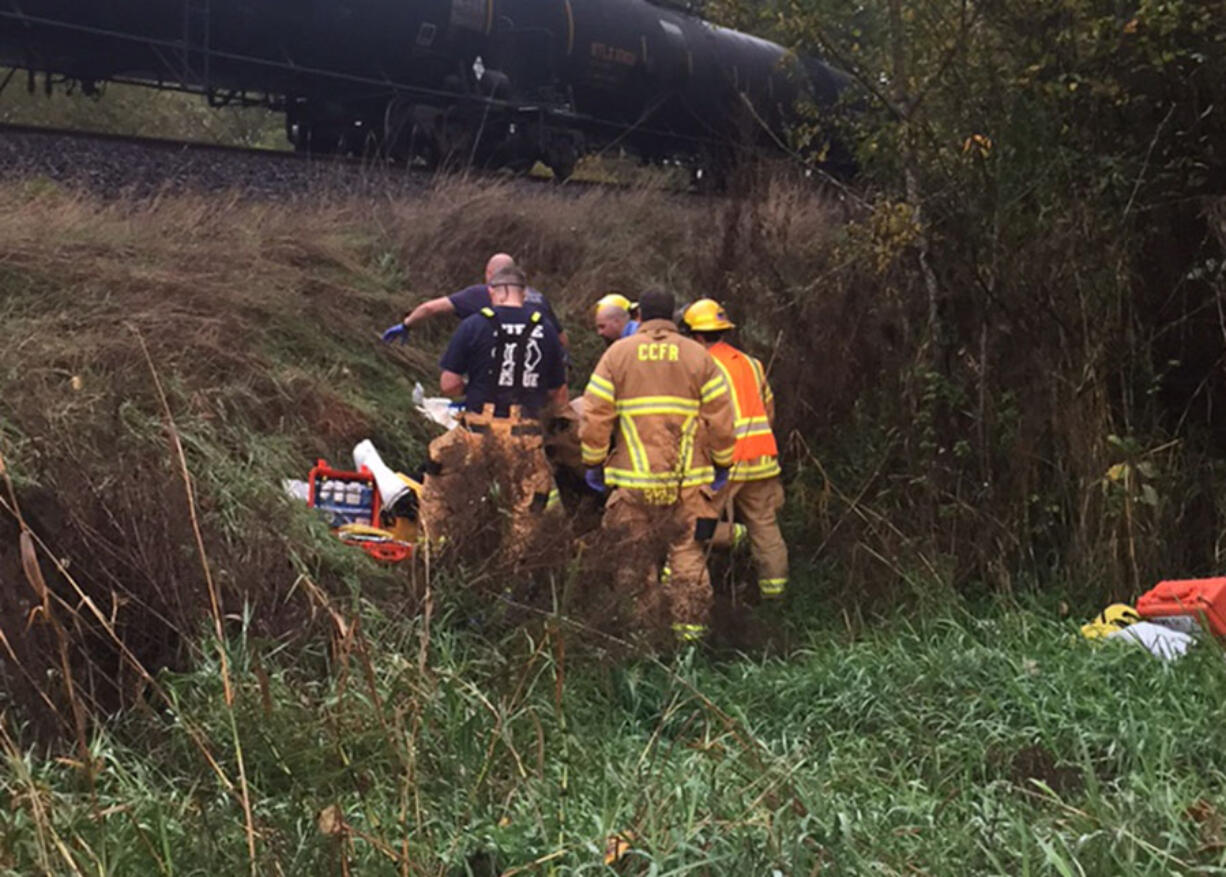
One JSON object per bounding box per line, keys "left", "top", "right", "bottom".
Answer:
{"left": 0, "top": 0, "right": 850, "bottom": 181}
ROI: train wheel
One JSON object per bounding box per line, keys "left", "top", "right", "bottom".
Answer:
{"left": 383, "top": 99, "right": 415, "bottom": 163}
{"left": 545, "top": 139, "right": 578, "bottom": 182}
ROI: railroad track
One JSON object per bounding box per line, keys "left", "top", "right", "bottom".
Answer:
{"left": 0, "top": 120, "right": 313, "bottom": 162}
{"left": 0, "top": 120, "right": 656, "bottom": 198}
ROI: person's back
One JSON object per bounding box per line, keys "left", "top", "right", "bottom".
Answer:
{"left": 449, "top": 284, "right": 563, "bottom": 336}
{"left": 579, "top": 288, "right": 735, "bottom": 644}
{"left": 682, "top": 297, "right": 788, "bottom": 601}
{"left": 585, "top": 321, "right": 731, "bottom": 488}
{"left": 442, "top": 304, "right": 564, "bottom": 419}
{"left": 707, "top": 340, "right": 779, "bottom": 477}
{"left": 421, "top": 266, "right": 566, "bottom": 556}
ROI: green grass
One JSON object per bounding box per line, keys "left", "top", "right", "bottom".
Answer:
{"left": 4, "top": 596, "right": 1226, "bottom": 874}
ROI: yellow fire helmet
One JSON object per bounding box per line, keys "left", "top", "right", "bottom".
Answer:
{"left": 1079, "top": 603, "right": 1142, "bottom": 639}
{"left": 593, "top": 293, "right": 633, "bottom": 317}
{"left": 683, "top": 298, "right": 736, "bottom": 332}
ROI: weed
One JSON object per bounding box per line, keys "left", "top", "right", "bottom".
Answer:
{"left": 0, "top": 175, "right": 1224, "bottom": 874}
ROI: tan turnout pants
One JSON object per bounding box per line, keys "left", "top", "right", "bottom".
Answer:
{"left": 712, "top": 477, "right": 788, "bottom": 598}
{"left": 419, "top": 407, "right": 559, "bottom": 558}
{"left": 602, "top": 485, "right": 717, "bottom": 641}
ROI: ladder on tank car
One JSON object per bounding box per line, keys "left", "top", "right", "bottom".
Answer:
{"left": 181, "top": 0, "right": 211, "bottom": 90}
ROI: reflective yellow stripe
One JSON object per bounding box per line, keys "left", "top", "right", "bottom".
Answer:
{"left": 616, "top": 396, "right": 700, "bottom": 417}
{"left": 700, "top": 374, "right": 728, "bottom": 403}
{"left": 546, "top": 488, "right": 561, "bottom": 510}
{"left": 616, "top": 405, "right": 702, "bottom": 417}
{"left": 605, "top": 467, "right": 715, "bottom": 483}
{"left": 748, "top": 356, "right": 765, "bottom": 385}
{"left": 672, "top": 623, "right": 707, "bottom": 641}
{"left": 730, "top": 458, "right": 781, "bottom": 481}
{"left": 710, "top": 445, "right": 735, "bottom": 467}
{"left": 617, "top": 395, "right": 699, "bottom": 410}
{"left": 736, "top": 425, "right": 774, "bottom": 440}
{"left": 759, "top": 577, "right": 787, "bottom": 597}
{"left": 588, "top": 373, "right": 615, "bottom": 393}
{"left": 586, "top": 385, "right": 615, "bottom": 404}
{"left": 619, "top": 416, "right": 651, "bottom": 475}
{"left": 581, "top": 442, "right": 608, "bottom": 465}
{"left": 678, "top": 414, "right": 699, "bottom": 476}
{"left": 605, "top": 467, "right": 715, "bottom": 488}
{"left": 749, "top": 355, "right": 773, "bottom": 405}
{"left": 712, "top": 359, "right": 741, "bottom": 414}
{"left": 734, "top": 415, "right": 773, "bottom": 438}
{"left": 585, "top": 374, "right": 615, "bottom": 404}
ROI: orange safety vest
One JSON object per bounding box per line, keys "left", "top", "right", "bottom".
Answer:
{"left": 708, "top": 341, "right": 781, "bottom": 480}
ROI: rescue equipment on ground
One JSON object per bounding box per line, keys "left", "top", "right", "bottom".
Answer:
{"left": 298, "top": 441, "right": 422, "bottom": 564}
{"left": 335, "top": 523, "right": 413, "bottom": 564}
{"left": 308, "top": 459, "right": 381, "bottom": 528}
{"left": 353, "top": 439, "right": 415, "bottom": 509}
{"left": 1078, "top": 580, "right": 1226, "bottom": 662}
{"left": 1079, "top": 600, "right": 1197, "bottom": 660}
{"left": 1105, "top": 621, "right": 1196, "bottom": 661}
{"left": 1079, "top": 603, "right": 1142, "bottom": 639}
{"left": 1136, "top": 577, "right": 1226, "bottom": 637}
{"left": 682, "top": 298, "right": 736, "bottom": 332}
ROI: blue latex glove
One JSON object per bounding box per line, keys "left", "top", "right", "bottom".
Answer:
{"left": 381, "top": 323, "right": 410, "bottom": 344}
{"left": 584, "top": 467, "right": 606, "bottom": 494}
{"left": 711, "top": 466, "right": 730, "bottom": 492}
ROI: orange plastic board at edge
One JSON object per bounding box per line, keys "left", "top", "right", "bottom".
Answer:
{"left": 1136, "top": 577, "right": 1226, "bottom": 636}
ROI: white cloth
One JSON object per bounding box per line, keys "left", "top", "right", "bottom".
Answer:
{"left": 414, "top": 381, "right": 461, "bottom": 429}
{"left": 416, "top": 397, "right": 461, "bottom": 430}
{"left": 1105, "top": 621, "right": 1196, "bottom": 661}
{"left": 282, "top": 479, "right": 311, "bottom": 502}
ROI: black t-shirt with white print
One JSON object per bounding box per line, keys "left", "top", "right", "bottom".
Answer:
{"left": 448, "top": 284, "right": 564, "bottom": 335}
{"left": 439, "top": 305, "right": 565, "bottom": 418}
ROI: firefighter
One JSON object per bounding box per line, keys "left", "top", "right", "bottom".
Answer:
{"left": 593, "top": 293, "right": 640, "bottom": 345}
{"left": 580, "top": 288, "right": 736, "bottom": 643}
{"left": 682, "top": 298, "right": 788, "bottom": 600}
{"left": 419, "top": 265, "right": 568, "bottom": 553}
{"left": 382, "top": 253, "right": 568, "bottom": 348}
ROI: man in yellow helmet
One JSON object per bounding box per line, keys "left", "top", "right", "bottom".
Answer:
{"left": 593, "top": 293, "right": 640, "bottom": 345}
{"left": 580, "top": 288, "right": 736, "bottom": 643}
{"left": 682, "top": 298, "right": 788, "bottom": 601}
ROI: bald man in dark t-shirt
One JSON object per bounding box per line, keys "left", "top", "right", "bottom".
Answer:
{"left": 382, "top": 253, "right": 567, "bottom": 346}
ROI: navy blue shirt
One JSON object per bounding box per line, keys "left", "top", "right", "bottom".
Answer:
{"left": 449, "top": 284, "right": 564, "bottom": 335}
{"left": 440, "top": 306, "right": 566, "bottom": 417}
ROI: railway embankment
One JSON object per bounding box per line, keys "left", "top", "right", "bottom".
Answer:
{"left": 1, "top": 177, "right": 1226, "bottom": 872}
